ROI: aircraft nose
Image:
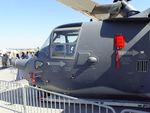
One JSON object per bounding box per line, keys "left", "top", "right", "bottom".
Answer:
{"left": 11, "top": 58, "right": 30, "bottom": 70}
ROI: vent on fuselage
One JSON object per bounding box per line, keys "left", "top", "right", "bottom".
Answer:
{"left": 136, "top": 60, "right": 149, "bottom": 72}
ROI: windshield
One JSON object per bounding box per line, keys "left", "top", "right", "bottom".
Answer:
{"left": 40, "top": 36, "right": 50, "bottom": 50}
{"left": 39, "top": 27, "right": 80, "bottom": 58}
{"left": 51, "top": 28, "right": 80, "bottom": 58}
{"left": 39, "top": 36, "right": 50, "bottom": 57}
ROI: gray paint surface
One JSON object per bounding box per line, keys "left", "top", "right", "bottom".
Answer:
{"left": 12, "top": 8, "right": 150, "bottom": 101}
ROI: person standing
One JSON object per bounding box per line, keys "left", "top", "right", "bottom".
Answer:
{"left": 25, "top": 51, "right": 29, "bottom": 59}
{"left": 8, "top": 52, "right": 12, "bottom": 66}
{"left": 16, "top": 53, "right": 20, "bottom": 59}
{"left": 21, "top": 52, "right": 26, "bottom": 59}
{"left": 2, "top": 54, "right": 8, "bottom": 68}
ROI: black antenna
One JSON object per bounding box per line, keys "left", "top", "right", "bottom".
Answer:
{"left": 113, "top": 0, "right": 131, "bottom": 2}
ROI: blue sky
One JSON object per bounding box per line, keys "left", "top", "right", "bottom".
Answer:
{"left": 0, "top": 0, "right": 149, "bottom": 49}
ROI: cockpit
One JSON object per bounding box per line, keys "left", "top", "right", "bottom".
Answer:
{"left": 40, "top": 23, "right": 82, "bottom": 58}
{"left": 51, "top": 28, "right": 80, "bottom": 58}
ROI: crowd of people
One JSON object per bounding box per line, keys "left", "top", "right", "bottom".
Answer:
{"left": 15, "top": 51, "right": 35, "bottom": 59}
{"left": 0, "top": 51, "right": 36, "bottom": 81}
{"left": 0, "top": 51, "right": 35, "bottom": 68}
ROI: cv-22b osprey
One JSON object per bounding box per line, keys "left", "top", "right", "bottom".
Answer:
{"left": 12, "top": 0, "right": 150, "bottom": 100}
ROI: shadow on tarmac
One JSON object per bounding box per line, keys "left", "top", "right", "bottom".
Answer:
{"left": 0, "top": 66, "right": 10, "bottom": 70}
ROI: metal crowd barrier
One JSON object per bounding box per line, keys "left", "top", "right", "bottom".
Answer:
{"left": 0, "top": 80, "right": 116, "bottom": 113}
{"left": 0, "top": 80, "right": 149, "bottom": 113}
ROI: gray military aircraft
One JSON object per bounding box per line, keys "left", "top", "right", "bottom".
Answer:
{"left": 12, "top": 0, "right": 150, "bottom": 100}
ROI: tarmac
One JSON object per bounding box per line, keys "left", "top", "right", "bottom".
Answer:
{"left": 0, "top": 67, "right": 17, "bottom": 81}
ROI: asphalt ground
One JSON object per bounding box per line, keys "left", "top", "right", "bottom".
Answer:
{"left": 0, "top": 67, "right": 17, "bottom": 81}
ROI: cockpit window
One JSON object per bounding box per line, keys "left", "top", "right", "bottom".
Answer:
{"left": 41, "top": 36, "right": 50, "bottom": 50}
{"left": 40, "top": 36, "right": 50, "bottom": 56}
{"left": 51, "top": 28, "right": 80, "bottom": 58}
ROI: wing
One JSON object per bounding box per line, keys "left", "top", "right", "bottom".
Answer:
{"left": 57, "top": 0, "right": 122, "bottom": 20}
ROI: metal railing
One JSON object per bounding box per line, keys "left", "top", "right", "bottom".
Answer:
{"left": 0, "top": 80, "right": 116, "bottom": 113}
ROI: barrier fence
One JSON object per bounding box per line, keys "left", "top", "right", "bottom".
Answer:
{"left": 0, "top": 80, "right": 116, "bottom": 113}
{"left": 0, "top": 80, "right": 149, "bottom": 113}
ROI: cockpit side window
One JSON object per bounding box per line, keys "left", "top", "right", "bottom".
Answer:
{"left": 51, "top": 28, "right": 80, "bottom": 58}
{"left": 40, "top": 36, "right": 50, "bottom": 56}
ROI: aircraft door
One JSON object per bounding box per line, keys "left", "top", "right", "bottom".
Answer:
{"left": 44, "top": 27, "right": 80, "bottom": 87}
{"left": 69, "top": 22, "right": 111, "bottom": 85}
